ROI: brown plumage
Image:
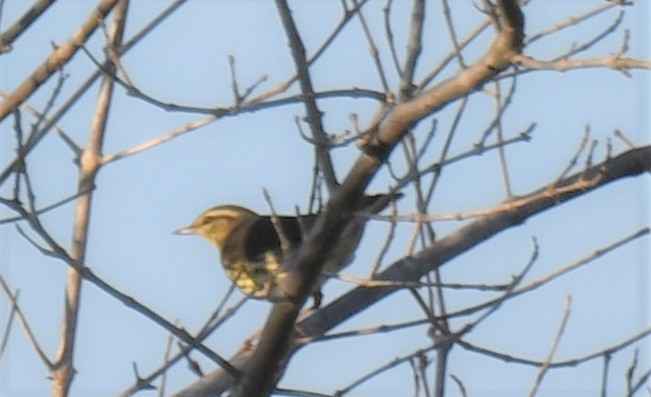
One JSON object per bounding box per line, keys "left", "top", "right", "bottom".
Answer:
{"left": 175, "top": 193, "right": 401, "bottom": 307}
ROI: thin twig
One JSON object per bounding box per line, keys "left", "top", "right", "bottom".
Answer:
{"left": 417, "top": 21, "right": 490, "bottom": 92}
{"left": 449, "top": 374, "right": 468, "bottom": 397}
{"left": 626, "top": 349, "right": 639, "bottom": 396}
{"left": 228, "top": 55, "right": 242, "bottom": 105}
{"left": 352, "top": 0, "right": 391, "bottom": 95}
{"left": 275, "top": 0, "right": 338, "bottom": 191}
{"left": 493, "top": 80, "right": 513, "bottom": 199}
{"left": 0, "top": 0, "right": 121, "bottom": 122}
{"left": 370, "top": 199, "right": 398, "bottom": 277}
{"left": 399, "top": 0, "right": 425, "bottom": 99}
{"left": 0, "top": 88, "right": 82, "bottom": 157}
{"left": 456, "top": 237, "right": 539, "bottom": 336}
{"left": 0, "top": 276, "right": 53, "bottom": 368}
{"left": 600, "top": 352, "right": 610, "bottom": 397}
{"left": 382, "top": 0, "right": 401, "bottom": 76}
{"left": 459, "top": 326, "right": 651, "bottom": 370}
{"left": 424, "top": 96, "right": 468, "bottom": 205}
{"left": 528, "top": 295, "right": 573, "bottom": 397}
{"left": 330, "top": 271, "right": 513, "bottom": 291}
{"left": 118, "top": 298, "right": 247, "bottom": 397}
{"left": 0, "top": 0, "right": 191, "bottom": 186}
{"left": 100, "top": 115, "right": 218, "bottom": 164}
{"left": 552, "top": 11, "right": 624, "bottom": 62}
{"left": 336, "top": 347, "right": 436, "bottom": 395}
{"left": 408, "top": 357, "right": 421, "bottom": 397}
{"left": 553, "top": 126, "right": 590, "bottom": 186}
{"left": 373, "top": 167, "right": 608, "bottom": 224}
{"left": 158, "top": 325, "right": 177, "bottom": 397}
{"left": 247, "top": 0, "right": 371, "bottom": 106}
{"left": 0, "top": 288, "right": 18, "bottom": 361}
{"left": 418, "top": 351, "right": 432, "bottom": 397}
{"left": 441, "top": 0, "right": 465, "bottom": 68}
{"left": 614, "top": 129, "right": 635, "bottom": 149}
{"left": 447, "top": 228, "right": 648, "bottom": 321}
{"left": 262, "top": 188, "right": 291, "bottom": 255}
{"left": 525, "top": 2, "right": 621, "bottom": 44}
{"left": 0, "top": 188, "right": 94, "bottom": 226}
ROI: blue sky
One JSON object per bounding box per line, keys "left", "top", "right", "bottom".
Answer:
{"left": 0, "top": 1, "right": 649, "bottom": 396}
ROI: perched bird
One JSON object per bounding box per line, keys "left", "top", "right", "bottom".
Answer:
{"left": 174, "top": 193, "right": 400, "bottom": 307}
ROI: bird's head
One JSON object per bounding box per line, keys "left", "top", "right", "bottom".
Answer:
{"left": 174, "top": 205, "right": 258, "bottom": 249}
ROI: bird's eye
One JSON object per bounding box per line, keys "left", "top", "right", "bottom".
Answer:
{"left": 202, "top": 215, "right": 217, "bottom": 224}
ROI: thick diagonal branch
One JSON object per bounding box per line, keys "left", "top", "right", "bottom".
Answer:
{"left": 174, "top": 143, "right": 649, "bottom": 397}
{"left": 221, "top": 2, "right": 525, "bottom": 397}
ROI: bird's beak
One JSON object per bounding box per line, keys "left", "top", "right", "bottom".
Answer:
{"left": 173, "top": 225, "right": 198, "bottom": 235}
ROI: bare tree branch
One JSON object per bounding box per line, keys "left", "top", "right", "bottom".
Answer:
{"left": 0, "top": 0, "right": 121, "bottom": 122}
{"left": 0, "top": 0, "right": 56, "bottom": 53}
{"left": 274, "top": 0, "right": 338, "bottom": 191}
{"left": 0, "top": 276, "right": 52, "bottom": 368}
{"left": 50, "top": 2, "right": 127, "bottom": 395}
{"left": 527, "top": 296, "right": 573, "bottom": 396}
{"left": 197, "top": 2, "right": 527, "bottom": 394}
{"left": 177, "top": 144, "right": 649, "bottom": 396}
{"left": 2, "top": 2, "right": 648, "bottom": 396}
{"left": 0, "top": 0, "right": 189, "bottom": 186}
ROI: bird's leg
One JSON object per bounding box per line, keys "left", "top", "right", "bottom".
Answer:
{"left": 309, "top": 289, "right": 323, "bottom": 310}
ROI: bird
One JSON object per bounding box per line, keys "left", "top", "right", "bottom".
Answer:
{"left": 174, "top": 193, "right": 401, "bottom": 308}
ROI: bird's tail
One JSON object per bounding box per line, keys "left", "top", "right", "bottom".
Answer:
{"left": 358, "top": 191, "right": 403, "bottom": 214}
